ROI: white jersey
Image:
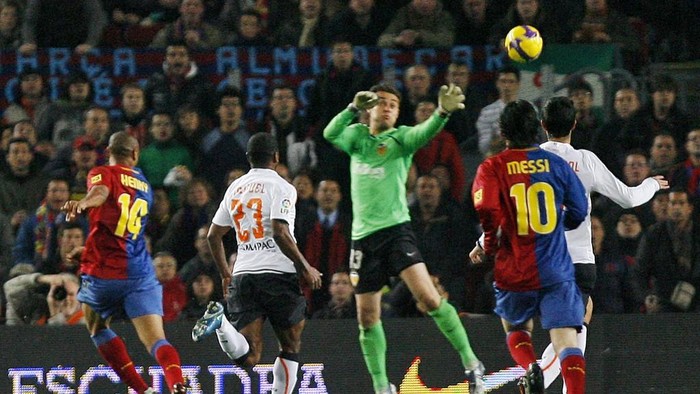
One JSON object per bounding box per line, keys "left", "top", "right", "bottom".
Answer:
{"left": 540, "top": 141, "right": 660, "bottom": 265}
{"left": 212, "top": 168, "right": 298, "bottom": 275}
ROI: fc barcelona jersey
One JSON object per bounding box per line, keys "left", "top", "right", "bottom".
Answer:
{"left": 81, "top": 165, "right": 154, "bottom": 279}
{"left": 472, "top": 147, "right": 588, "bottom": 291}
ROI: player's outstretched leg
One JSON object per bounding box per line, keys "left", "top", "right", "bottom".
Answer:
{"left": 150, "top": 339, "right": 185, "bottom": 393}
{"left": 193, "top": 301, "right": 250, "bottom": 361}
{"left": 359, "top": 321, "right": 394, "bottom": 394}
{"left": 559, "top": 347, "right": 586, "bottom": 394}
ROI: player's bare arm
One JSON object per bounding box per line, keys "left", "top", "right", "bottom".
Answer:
{"left": 271, "top": 219, "right": 322, "bottom": 290}
{"left": 61, "top": 185, "right": 109, "bottom": 222}
{"left": 207, "top": 223, "right": 234, "bottom": 297}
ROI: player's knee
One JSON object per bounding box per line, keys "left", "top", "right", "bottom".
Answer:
{"left": 417, "top": 293, "right": 441, "bottom": 312}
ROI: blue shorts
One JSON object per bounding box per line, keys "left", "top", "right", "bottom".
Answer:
{"left": 77, "top": 275, "right": 163, "bottom": 319}
{"left": 493, "top": 280, "right": 583, "bottom": 330}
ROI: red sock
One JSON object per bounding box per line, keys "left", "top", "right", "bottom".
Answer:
{"left": 506, "top": 330, "right": 537, "bottom": 369}
{"left": 561, "top": 352, "right": 586, "bottom": 394}
{"left": 95, "top": 335, "right": 149, "bottom": 393}
{"left": 152, "top": 340, "right": 184, "bottom": 389}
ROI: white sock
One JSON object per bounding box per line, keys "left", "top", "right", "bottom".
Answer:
{"left": 541, "top": 342, "right": 560, "bottom": 389}
{"left": 578, "top": 324, "right": 588, "bottom": 355}
{"left": 215, "top": 316, "right": 249, "bottom": 360}
{"left": 272, "top": 355, "right": 299, "bottom": 394}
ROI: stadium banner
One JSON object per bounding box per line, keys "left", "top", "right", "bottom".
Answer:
{"left": 0, "top": 45, "right": 615, "bottom": 121}
{"left": 1, "top": 314, "right": 697, "bottom": 393}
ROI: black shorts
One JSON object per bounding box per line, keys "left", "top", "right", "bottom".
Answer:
{"left": 350, "top": 222, "right": 423, "bottom": 294}
{"left": 574, "top": 263, "right": 597, "bottom": 308}
{"left": 226, "top": 273, "right": 306, "bottom": 330}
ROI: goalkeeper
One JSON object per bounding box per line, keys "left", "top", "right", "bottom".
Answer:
{"left": 324, "top": 83, "right": 485, "bottom": 394}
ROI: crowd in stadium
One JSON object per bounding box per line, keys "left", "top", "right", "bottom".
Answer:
{"left": 0, "top": 0, "right": 699, "bottom": 326}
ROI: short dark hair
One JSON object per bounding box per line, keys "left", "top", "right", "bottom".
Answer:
{"left": 499, "top": 100, "right": 540, "bottom": 148}
{"left": 649, "top": 73, "right": 678, "bottom": 94}
{"left": 568, "top": 78, "right": 593, "bottom": 95}
{"left": 246, "top": 132, "right": 278, "bottom": 167}
{"left": 542, "top": 96, "right": 576, "bottom": 138}
{"left": 217, "top": 86, "right": 245, "bottom": 107}
{"left": 370, "top": 83, "right": 402, "bottom": 102}
{"left": 498, "top": 65, "right": 521, "bottom": 81}
{"left": 7, "top": 136, "right": 32, "bottom": 150}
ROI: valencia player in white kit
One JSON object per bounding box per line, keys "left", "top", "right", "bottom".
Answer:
{"left": 191, "top": 133, "right": 322, "bottom": 394}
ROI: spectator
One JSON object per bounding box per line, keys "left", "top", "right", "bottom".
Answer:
{"left": 36, "top": 221, "right": 85, "bottom": 275}
{"left": 229, "top": 8, "right": 269, "bottom": 46}
{"left": 153, "top": 251, "right": 187, "bottom": 322}
{"left": 568, "top": 78, "right": 604, "bottom": 151}
{"left": 312, "top": 270, "right": 356, "bottom": 319}
{"left": 638, "top": 190, "right": 700, "bottom": 313}
{"left": 296, "top": 179, "right": 351, "bottom": 315}
{"left": 44, "top": 106, "right": 111, "bottom": 179}
{"left": 648, "top": 133, "right": 678, "bottom": 176}
{"left": 139, "top": 112, "right": 194, "bottom": 207}
{"left": 11, "top": 178, "right": 74, "bottom": 267}
{"left": 292, "top": 170, "right": 318, "bottom": 225}
{"left": 150, "top": 0, "right": 224, "bottom": 49}
{"left": 143, "top": 0, "right": 181, "bottom": 25}
{"left": 0, "top": 0, "right": 21, "bottom": 49}
{"left": 591, "top": 86, "right": 641, "bottom": 177}
{"left": 178, "top": 225, "right": 223, "bottom": 297}
{"left": 569, "top": 0, "right": 642, "bottom": 72}
{"left": 273, "top": 0, "right": 329, "bottom": 48}
{"left": 175, "top": 103, "right": 207, "bottom": 159}
{"left": 327, "top": 0, "right": 392, "bottom": 47}
{"left": 103, "top": 0, "right": 155, "bottom": 26}
{"left": 590, "top": 215, "right": 645, "bottom": 313}
{"left": 620, "top": 73, "right": 691, "bottom": 158}
{"left": 667, "top": 128, "right": 700, "bottom": 204}
{"left": 0, "top": 138, "right": 50, "bottom": 231}
{"left": 114, "top": 82, "right": 149, "bottom": 148}
{"left": 412, "top": 99, "right": 466, "bottom": 203}
{"left": 19, "top": 0, "right": 106, "bottom": 56}
{"left": 179, "top": 270, "right": 219, "bottom": 320}
{"left": 306, "top": 38, "right": 374, "bottom": 208}
{"left": 453, "top": 0, "right": 493, "bottom": 46}
{"left": 47, "top": 136, "right": 98, "bottom": 200}
{"left": 650, "top": 188, "right": 670, "bottom": 224}
{"left": 488, "top": 0, "right": 564, "bottom": 49}
{"left": 37, "top": 71, "right": 93, "bottom": 149}
{"left": 4, "top": 271, "right": 83, "bottom": 325}
{"left": 477, "top": 65, "right": 521, "bottom": 157}
{"left": 11, "top": 120, "right": 49, "bottom": 169}
{"left": 219, "top": 0, "right": 298, "bottom": 37}
{"left": 397, "top": 64, "right": 435, "bottom": 127}
{"left": 377, "top": 0, "right": 456, "bottom": 48}
{"left": 4, "top": 67, "right": 50, "bottom": 128}
{"left": 145, "top": 187, "right": 172, "bottom": 245}
{"left": 409, "top": 174, "right": 473, "bottom": 310}
{"left": 614, "top": 209, "right": 645, "bottom": 260}
{"left": 443, "top": 62, "right": 488, "bottom": 153}
{"left": 199, "top": 87, "right": 251, "bottom": 196}
{"left": 259, "top": 83, "right": 311, "bottom": 171}
{"left": 156, "top": 178, "right": 217, "bottom": 266}
{"left": 144, "top": 42, "right": 216, "bottom": 121}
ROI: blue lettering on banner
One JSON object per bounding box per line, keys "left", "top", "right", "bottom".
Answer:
{"left": 113, "top": 48, "right": 136, "bottom": 76}
{"left": 216, "top": 46, "right": 239, "bottom": 74}
{"left": 249, "top": 47, "right": 270, "bottom": 75}
{"left": 80, "top": 49, "right": 103, "bottom": 78}
{"left": 48, "top": 48, "right": 71, "bottom": 75}
{"left": 451, "top": 46, "right": 474, "bottom": 70}
{"left": 273, "top": 47, "right": 297, "bottom": 75}
{"left": 93, "top": 76, "right": 113, "bottom": 107}
{"left": 414, "top": 48, "right": 437, "bottom": 74}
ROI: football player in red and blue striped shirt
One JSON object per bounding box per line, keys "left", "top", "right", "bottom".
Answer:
{"left": 63, "top": 131, "right": 186, "bottom": 394}
{"left": 472, "top": 100, "right": 588, "bottom": 394}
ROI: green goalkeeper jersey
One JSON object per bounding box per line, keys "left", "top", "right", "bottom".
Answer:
{"left": 324, "top": 108, "right": 449, "bottom": 240}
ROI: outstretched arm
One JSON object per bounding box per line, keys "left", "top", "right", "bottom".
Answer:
{"left": 61, "top": 185, "right": 109, "bottom": 222}
{"left": 589, "top": 153, "right": 667, "bottom": 207}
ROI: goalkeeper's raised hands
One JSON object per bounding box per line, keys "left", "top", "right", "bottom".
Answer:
{"left": 438, "top": 83, "right": 465, "bottom": 113}
{"left": 351, "top": 91, "right": 380, "bottom": 111}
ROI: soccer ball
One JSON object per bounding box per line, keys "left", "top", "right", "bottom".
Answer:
{"left": 504, "top": 25, "right": 543, "bottom": 63}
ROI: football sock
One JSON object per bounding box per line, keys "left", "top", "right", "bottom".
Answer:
{"left": 92, "top": 329, "right": 149, "bottom": 393}
{"left": 151, "top": 339, "right": 184, "bottom": 389}
{"left": 272, "top": 352, "right": 299, "bottom": 394}
{"left": 216, "top": 315, "right": 250, "bottom": 360}
{"left": 542, "top": 324, "right": 589, "bottom": 390}
{"left": 428, "top": 298, "right": 479, "bottom": 367}
{"left": 359, "top": 321, "right": 389, "bottom": 392}
{"left": 560, "top": 347, "right": 586, "bottom": 394}
{"left": 506, "top": 330, "right": 536, "bottom": 369}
